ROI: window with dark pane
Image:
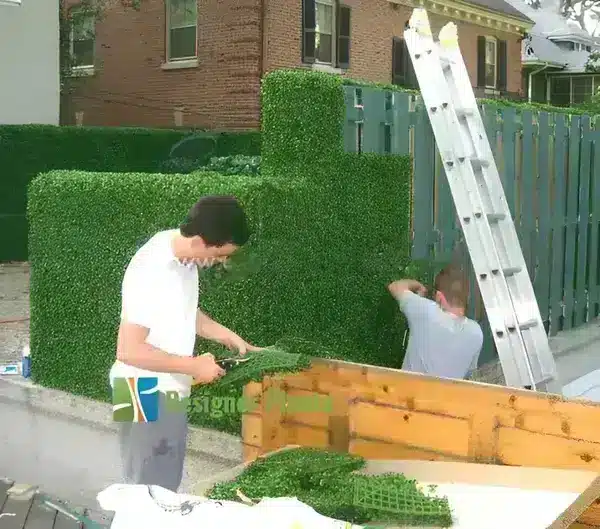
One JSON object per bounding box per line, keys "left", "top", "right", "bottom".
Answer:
{"left": 550, "top": 77, "right": 571, "bottom": 106}
{"left": 572, "top": 76, "right": 593, "bottom": 104}
{"left": 315, "top": 0, "right": 334, "bottom": 63}
{"left": 168, "top": 0, "right": 197, "bottom": 61}
{"left": 71, "top": 12, "right": 95, "bottom": 68}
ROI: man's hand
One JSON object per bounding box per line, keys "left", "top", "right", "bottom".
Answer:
{"left": 388, "top": 279, "right": 427, "bottom": 298}
{"left": 189, "top": 353, "right": 225, "bottom": 385}
{"left": 221, "top": 330, "right": 263, "bottom": 355}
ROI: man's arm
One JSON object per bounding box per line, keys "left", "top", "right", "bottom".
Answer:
{"left": 196, "top": 310, "right": 235, "bottom": 343}
{"left": 117, "top": 322, "right": 196, "bottom": 374}
{"left": 196, "top": 309, "right": 261, "bottom": 354}
{"left": 387, "top": 279, "right": 426, "bottom": 298}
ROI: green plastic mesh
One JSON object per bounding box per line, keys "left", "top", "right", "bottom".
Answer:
{"left": 352, "top": 474, "right": 453, "bottom": 527}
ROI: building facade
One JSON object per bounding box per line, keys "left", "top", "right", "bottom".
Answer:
{"left": 0, "top": 0, "right": 60, "bottom": 125}
{"left": 63, "top": 0, "right": 532, "bottom": 129}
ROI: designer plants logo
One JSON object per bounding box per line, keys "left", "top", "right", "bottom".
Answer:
{"left": 112, "top": 377, "right": 159, "bottom": 422}
{"left": 112, "top": 377, "right": 332, "bottom": 422}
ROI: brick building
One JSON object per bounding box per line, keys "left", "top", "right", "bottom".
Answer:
{"left": 63, "top": 0, "right": 533, "bottom": 130}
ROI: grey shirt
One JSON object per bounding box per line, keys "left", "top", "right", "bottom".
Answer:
{"left": 396, "top": 291, "right": 483, "bottom": 379}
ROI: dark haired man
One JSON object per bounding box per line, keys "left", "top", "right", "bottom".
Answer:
{"left": 110, "top": 195, "right": 262, "bottom": 492}
{"left": 388, "top": 264, "right": 483, "bottom": 380}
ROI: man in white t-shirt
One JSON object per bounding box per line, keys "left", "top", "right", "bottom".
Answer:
{"left": 110, "top": 195, "right": 262, "bottom": 492}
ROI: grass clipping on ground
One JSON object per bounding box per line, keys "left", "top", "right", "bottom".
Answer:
{"left": 206, "top": 447, "right": 453, "bottom": 527}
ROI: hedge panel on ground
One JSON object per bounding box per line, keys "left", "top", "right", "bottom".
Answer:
{"left": 29, "top": 70, "right": 414, "bottom": 434}
{"left": 0, "top": 125, "right": 260, "bottom": 262}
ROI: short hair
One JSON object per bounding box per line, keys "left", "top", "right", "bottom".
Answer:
{"left": 434, "top": 264, "right": 469, "bottom": 308}
{"left": 179, "top": 195, "right": 250, "bottom": 247}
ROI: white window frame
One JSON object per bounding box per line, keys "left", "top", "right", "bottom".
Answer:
{"left": 70, "top": 10, "right": 95, "bottom": 71}
{"left": 314, "top": 0, "right": 336, "bottom": 66}
{"left": 484, "top": 36, "right": 497, "bottom": 89}
{"left": 166, "top": 0, "right": 198, "bottom": 63}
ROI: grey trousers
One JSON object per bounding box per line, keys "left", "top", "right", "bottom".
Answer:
{"left": 118, "top": 392, "right": 188, "bottom": 492}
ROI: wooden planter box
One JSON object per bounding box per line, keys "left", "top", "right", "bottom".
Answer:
{"left": 242, "top": 358, "right": 600, "bottom": 528}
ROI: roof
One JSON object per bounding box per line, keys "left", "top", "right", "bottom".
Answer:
{"left": 504, "top": 0, "right": 600, "bottom": 72}
{"left": 464, "top": 0, "right": 534, "bottom": 22}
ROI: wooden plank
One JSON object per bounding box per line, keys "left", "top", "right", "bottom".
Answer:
{"left": 0, "top": 478, "right": 14, "bottom": 510}
{"left": 588, "top": 131, "right": 600, "bottom": 318}
{"left": 285, "top": 423, "right": 329, "bottom": 448}
{"left": 283, "top": 362, "right": 600, "bottom": 443}
{"left": 328, "top": 390, "right": 350, "bottom": 452}
{"left": 435, "top": 151, "right": 456, "bottom": 258}
{"left": 283, "top": 388, "right": 331, "bottom": 429}
{"left": 361, "top": 87, "right": 386, "bottom": 154}
{"left": 578, "top": 500, "right": 600, "bottom": 526}
{"left": 257, "top": 377, "right": 286, "bottom": 454}
{"left": 550, "top": 114, "right": 568, "bottom": 335}
{"left": 564, "top": 115, "right": 582, "bottom": 329}
{"left": 349, "top": 400, "right": 470, "bottom": 457}
{"left": 391, "top": 92, "right": 410, "bottom": 155}
{"left": 411, "top": 102, "right": 436, "bottom": 259}
{"left": 242, "top": 443, "right": 262, "bottom": 463}
{"left": 52, "top": 509, "right": 82, "bottom": 529}
{"left": 536, "top": 112, "right": 552, "bottom": 324}
{"left": 497, "top": 426, "right": 600, "bottom": 471}
{"left": 500, "top": 107, "right": 518, "bottom": 218}
{"left": 2, "top": 493, "right": 34, "bottom": 529}
{"left": 349, "top": 438, "right": 464, "bottom": 462}
{"left": 23, "top": 495, "right": 58, "bottom": 529}
{"left": 241, "top": 413, "right": 262, "bottom": 447}
{"left": 343, "top": 86, "right": 360, "bottom": 153}
{"left": 519, "top": 111, "right": 536, "bottom": 278}
{"left": 575, "top": 115, "right": 592, "bottom": 327}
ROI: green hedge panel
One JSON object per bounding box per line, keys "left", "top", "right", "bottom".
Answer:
{"left": 29, "top": 70, "right": 415, "bottom": 434}
{"left": 0, "top": 125, "right": 260, "bottom": 262}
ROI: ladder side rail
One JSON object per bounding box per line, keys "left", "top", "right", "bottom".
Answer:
{"left": 437, "top": 28, "right": 561, "bottom": 392}
{"left": 404, "top": 18, "right": 536, "bottom": 388}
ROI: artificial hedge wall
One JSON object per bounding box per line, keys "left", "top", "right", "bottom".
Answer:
{"left": 29, "top": 70, "right": 414, "bottom": 434}
{"left": 0, "top": 125, "right": 260, "bottom": 262}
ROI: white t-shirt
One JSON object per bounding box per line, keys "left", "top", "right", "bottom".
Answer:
{"left": 109, "top": 230, "right": 199, "bottom": 396}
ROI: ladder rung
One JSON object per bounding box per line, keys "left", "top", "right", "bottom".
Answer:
{"left": 486, "top": 213, "right": 505, "bottom": 223}
{"left": 519, "top": 318, "right": 538, "bottom": 331}
{"left": 470, "top": 157, "right": 490, "bottom": 168}
{"left": 455, "top": 108, "right": 476, "bottom": 118}
{"left": 502, "top": 266, "right": 522, "bottom": 277}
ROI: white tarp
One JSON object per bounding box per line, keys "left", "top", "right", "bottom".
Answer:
{"left": 97, "top": 484, "right": 363, "bottom": 529}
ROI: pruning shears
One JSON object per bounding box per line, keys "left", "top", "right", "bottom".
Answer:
{"left": 216, "top": 356, "right": 251, "bottom": 369}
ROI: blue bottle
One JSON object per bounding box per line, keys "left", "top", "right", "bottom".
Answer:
{"left": 22, "top": 344, "right": 31, "bottom": 378}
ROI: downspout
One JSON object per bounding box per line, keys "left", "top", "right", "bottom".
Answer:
{"left": 258, "top": 0, "right": 266, "bottom": 130}
{"left": 528, "top": 63, "right": 549, "bottom": 102}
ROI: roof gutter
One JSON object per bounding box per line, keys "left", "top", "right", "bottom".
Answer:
{"left": 528, "top": 63, "right": 550, "bottom": 102}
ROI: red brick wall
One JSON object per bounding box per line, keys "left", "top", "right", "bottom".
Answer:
{"left": 263, "top": 0, "right": 523, "bottom": 94}
{"left": 66, "top": 0, "right": 263, "bottom": 129}
{"left": 66, "top": 0, "right": 523, "bottom": 129}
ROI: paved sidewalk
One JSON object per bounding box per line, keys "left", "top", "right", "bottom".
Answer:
{"left": 0, "top": 376, "right": 242, "bottom": 511}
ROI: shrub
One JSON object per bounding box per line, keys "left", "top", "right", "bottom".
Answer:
{"left": 29, "top": 70, "right": 414, "bottom": 434}
{"left": 0, "top": 125, "right": 260, "bottom": 261}
{"left": 196, "top": 155, "right": 261, "bottom": 176}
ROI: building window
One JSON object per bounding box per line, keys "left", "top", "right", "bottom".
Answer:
{"left": 391, "top": 37, "right": 417, "bottom": 89}
{"left": 302, "top": 0, "right": 351, "bottom": 69}
{"left": 166, "top": 0, "right": 197, "bottom": 62}
{"left": 70, "top": 11, "right": 95, "bottom": 69}
{"left": 477, "top": 36, "right": 507, "bottom": 91}
{"left": 484, "top": 37, "right": 497, "bottom": 88}
{"left": 549, "top": 75, "right": 600, "bottom": 106}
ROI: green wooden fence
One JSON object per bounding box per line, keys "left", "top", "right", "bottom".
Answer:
{"left": 343, "top": 85, "right": 600, "bottom": 364}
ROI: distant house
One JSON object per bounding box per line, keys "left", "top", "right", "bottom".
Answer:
{"left": 63, "top": 0, "right": 532, "bottom": 129}
{"left": 0, "top": 0, "right": 60, "bottom": 124}
{"left": 505, "top": 0, "right": 600, "bottom": 106}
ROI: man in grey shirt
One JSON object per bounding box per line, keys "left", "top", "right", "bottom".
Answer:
{"left": 388, "top": 264, "right": 483, "bottom": 379}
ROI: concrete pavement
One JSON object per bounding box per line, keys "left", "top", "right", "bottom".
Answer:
{"left": 0, "top": 376, "right": 242, "bottom": 511}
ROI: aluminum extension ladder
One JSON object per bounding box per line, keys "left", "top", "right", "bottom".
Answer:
{"left": 404, "top": 8, "right": 562, "bottom": 394}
